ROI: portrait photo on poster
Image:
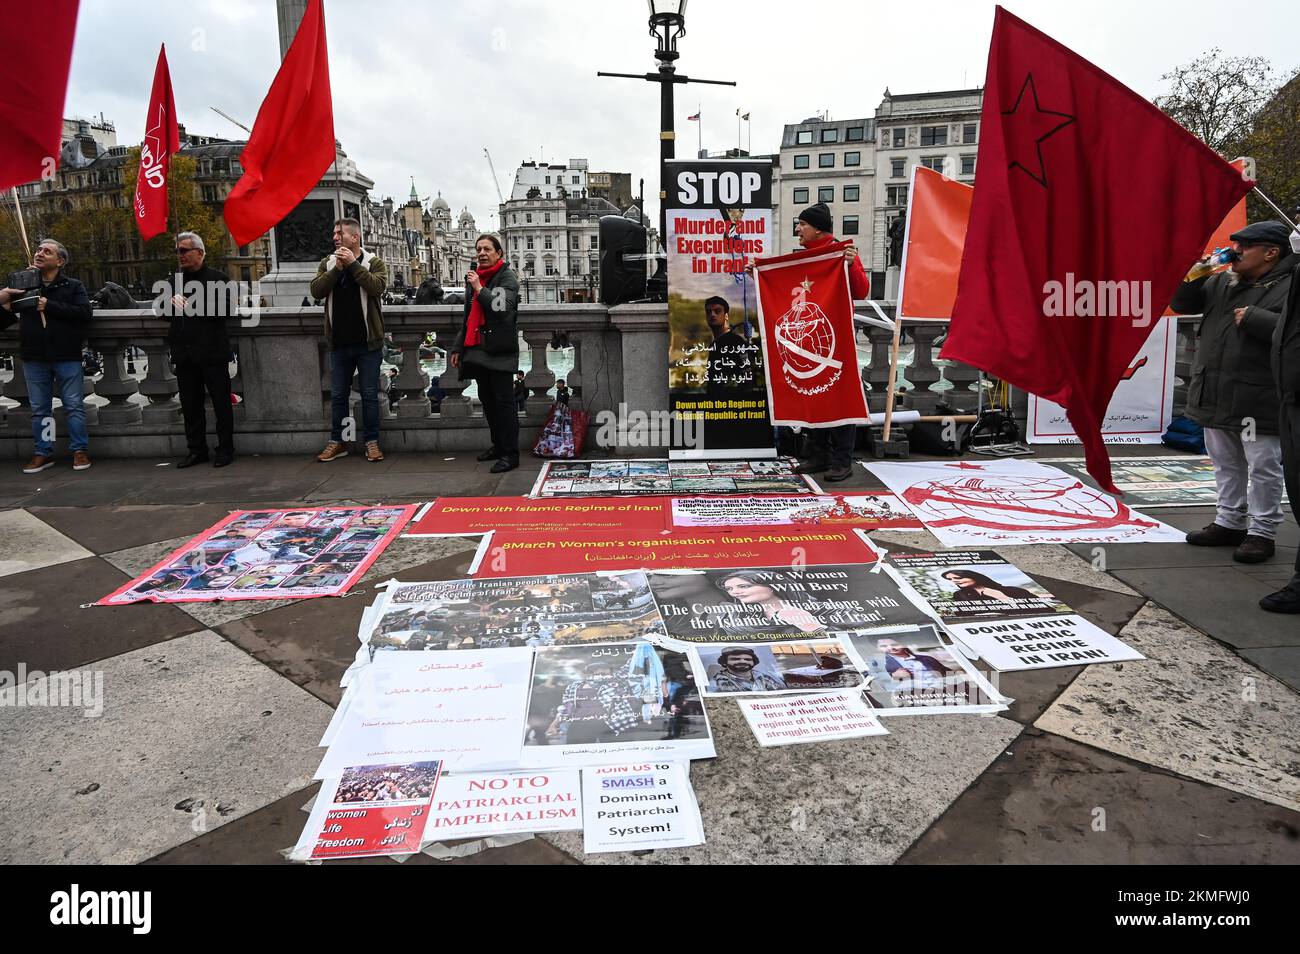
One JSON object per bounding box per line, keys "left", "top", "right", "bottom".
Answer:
{"left": 693, "top": 639, "right": 863, "bottom": 696}
{"left": 841, "top": 624, "right": 1010, "bottom": 716}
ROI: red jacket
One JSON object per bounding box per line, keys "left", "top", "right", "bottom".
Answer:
{"left": 805, "top": 234, "right": 870, "bottom": 300}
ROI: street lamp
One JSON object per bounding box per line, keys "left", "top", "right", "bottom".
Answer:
{"left": 648, "top": 1, "right": 687, "bottom": 61}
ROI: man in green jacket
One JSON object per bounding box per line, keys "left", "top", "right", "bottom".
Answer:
{"left": 310, "top": 218, "right": 388, "bottom": 463}
{"left": 1171, "top": 221, "right": 1297, "bottom": 564}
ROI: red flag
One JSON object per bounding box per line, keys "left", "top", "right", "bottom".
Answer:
{"left": 133, "top": 45, "right": 180, "bottom": 241}
{"left": 897, "top": 165, "right": 974, "bottom": 321}
{"left": 223, "top": 0, "right": 334, "bottom": 248}
{"left": 755, "top": 241, "right": 870, "bottom": 428}
{"left": 939, "top": 7, "right": 1251, "bottom": 494}
{"left": 0, "top": 1, "right": 79, "bottom": 192}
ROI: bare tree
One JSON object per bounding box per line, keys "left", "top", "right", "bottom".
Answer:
{"left": 1155, "top": 48, "right": 1279, "bottom": 153}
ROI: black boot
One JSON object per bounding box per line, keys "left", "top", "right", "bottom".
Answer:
{"left": 1185, "top": 523, "right": 1247, "bottom": 547}
{"left": 177, "top": 451, "right": 209, "bottom": 469}
{"left": 491, "top": 456, "right": 519, "bottom": 473}
{"left": 476, "top": 447, "right": 502, "bottom": 462}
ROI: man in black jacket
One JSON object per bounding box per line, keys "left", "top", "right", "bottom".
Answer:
{"left": 1171, "top": 221, "right": 1297, "bottom": 564}
{"left": 161, "top": 231, "right": 236, "bottom": 467}
{"left": 0, "top": 239, "right": 93, "bottom": 474}
{"left": 1262, "top": 225, "right": 1300, "bottom": 613}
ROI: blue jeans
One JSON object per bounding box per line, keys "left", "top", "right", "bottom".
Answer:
{"left": 26, "top": 359, "right": 88, "bottom": 455}
{"left": 329, "top": 343, "right": 382, "bottom": 443}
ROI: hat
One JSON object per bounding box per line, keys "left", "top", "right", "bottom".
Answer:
{"left": 797, "top": 202, "right": 833, "bottom": 234}
{"left": 1230, "top": 221, "right": 1292, "bottom": 248}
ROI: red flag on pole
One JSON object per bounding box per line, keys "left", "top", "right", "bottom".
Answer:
{"left": 755, "top": 241, "right": 871, "bottom": 427}
{"left": 0, "top": 1, "right": 79, "bottom": 192}
{"left": 133, "top": 44, "right": 180, "bottom": 241}
{"left": 223, "top": 0, "right": 334, "bottom": 248}
{"left": 938, "top": 6, "right": 1251, "bottom": 494}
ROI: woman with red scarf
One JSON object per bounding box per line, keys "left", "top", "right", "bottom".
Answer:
{"left": 451, "top": 235, "right": 521, "bottom": 472}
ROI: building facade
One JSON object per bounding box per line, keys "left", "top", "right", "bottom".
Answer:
{"left": 775, "top": 116, "right": 876, "bottom": 259}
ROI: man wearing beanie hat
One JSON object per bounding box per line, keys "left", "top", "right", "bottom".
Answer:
{"left": 790, "top": 202, "right": 869, "bottom": 481}
{"left": 1261, "top": 223, "right": 1300, "bottom": 613}
{"left": 1171, "top": 220, "right": 1298, "bottom": 564}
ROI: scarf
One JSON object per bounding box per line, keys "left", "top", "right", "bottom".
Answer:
{"left": 464, "top": 259, "right": 506, "bottom": 347}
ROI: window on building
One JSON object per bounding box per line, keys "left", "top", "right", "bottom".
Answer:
{"left": 544, "top": 213, "right": 551, "bottom": 223}
{"left": 590, "top": 235, "right": 598, "bottom": 249}
{"left": 921, "top": 156, "right": 946, "bottom": 172}
{"left": 544, "top": 175, "right": 550, "bottom": 184}
{"left": 572, "top": 175, "right": 579, "bottom": 184}
{"left": 796, "top": 130, "right": 813, "bottom": 144}
{"left": 892, "top": 128, "right": 906, "bottom": 147}
{"left": 844, "top": 151, "right": 860, "bottom": 167}
{"left": 818, "top": 153, "right": 834, "bottom": 168}
{"left": 842, "top": 215, "right": 860, "bottom": 235}
{"left": 887, "top": 184, "right": 909, "bottom": 206}
{"left": 921, "top": 125, "right": 947, "bottom": 146}
{"left": 792, "top": 187, "right": 809, "bottom": 204}
{"left": 844, "top": 185, "right": 860, "bottom": 201}
{"left": 526, "top": 213, "right": 532, "bottom": 223}
{"left": 544, "top": 236, "right": 553, "bottom": 250}
{"left": 571, "top": 236, "right": 580, "bottom": 249}
{"left": 846, "top": 126, "right": 865, "bottom": 142}
{"left": 238, "top": 244, "right": 249, "bottom": 256}
{"left": 793, "top": 154, "right": 809, "bottom": 169}
{"left": 890, "top": 158, "right": 905, "bottom": 178}
{"left": 512, "top": 214, "right": 517, "bottom": 224}
{"left": 821, "top": 128, "right": 838, "bottom": 143}
{"left": 818, "top": 186, "right": 834, "bottom": 203}
{"left": 526, "top": 237, "right": 534, "bottom": 250}
{"left": 963, "top": 123, "right": 977, "bottom": 144}
{"left": 961, "top": 154, "right": 976, "bottom": 176}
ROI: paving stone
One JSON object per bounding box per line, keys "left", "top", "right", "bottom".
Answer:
{"left": 900, "top": 731, "right": 1300, "bottom": 864}
{"left": 1109, "top": 567, "right": 1299, "bottom": 649}
{"left": 29, "top": 503, "right": 238, "bottom": 554}
{"left": 991, "top": 543, "right": 1140, "bottom": 597}
{"left": 542, "top": 698, "right": 1022, "bottom": 864}
{"left": 1236, "top": 647, "right": 1300, "bottom": 695}
{"left": 0, "top": 509, "right": 93, "bottom": 578}
{"left": 304, "top": 472, "right": 486, "bottom": 501}
{"left": 1036, "top": 603, "right": 1300, "bottom": 812}
{"left": 0, "top": 557, "right": 198, "bottom": 672}
{"left": 0, "top": 629, "right": 334, "bottom": 864}
{"left": 145, "top": 785, "right": 578, "bottom": 865}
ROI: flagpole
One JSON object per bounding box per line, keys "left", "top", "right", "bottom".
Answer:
{"left": 10, "top": 187, "right": 32, "bottom": 262}
{"left": 697, "top": 103, "right": 702, "bottom": 156}
{"left": 881, "top": 317, "right": 903, "bottom": 442}
{"left": 1251, "top": 186, "right": 1297, "bottom": 231}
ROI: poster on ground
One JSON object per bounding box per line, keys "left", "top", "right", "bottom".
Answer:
{"left": 1027, "top": 318, "right": 1177, "bottom": 444}
{"left": 581, "top": 763, "right": 705, "bottom": 854}
{"left": 407, "top": 496, "right": 673, "bottom": 537}
{"left": 471, "top": 527, "right": 881, "bottom": 578}
{"left": 647, "top": 564, "right": 934, "bottom": 645}
{"left": 887, "top": 550, "right": 1145, "bottom": 672}
{"left": 754, "top": 241, "right": 871, "bottom": 428}
{"left": 669, "top": 493, "right": 923, "bottom": 530}
{"left": 530, "top": 458, "right": 817, "bottom": 498}
{"left": 694, "top": 639, "right": 862, "bottom": 696}
{"left": 864, "top": 458, "right": 1185, "bottom": 546}
{"left": 841, "top": 624, "right": 1010, "bottom": 716}
{"left": 363, "top": 572, "right": 666, "bottom": 656}
{"left": 1040, "top": 456, "right": 1219, "bottom": 507}
{"left": 737, "top": 692, "right": 889, "bottom": 746}
{"left": 666, "top": 158, "right": 775, "bottom": 459}
{"left": 291, "top": 761, "right": 443, "bottom": 861}
{"left": 98, "top": 505, "right": 415, "bottom": 604}
{"left": 520, "top": 642, "right": 715, "bottom": 769}
{"left": 423, "top": 769, "right": 582, "bottom": 842}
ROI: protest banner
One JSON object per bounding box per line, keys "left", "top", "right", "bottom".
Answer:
{"left": 291, "top": 761, "right": 442, "bottom": 860}
{"left": 529, "top": 458, "right": 818, "bottom": 498}
{"left": 98, "top": 505, "right": 415, "bottom": 605}
{"left": 865, "top": 458, "right": 1185, "bottom": 546}
{"left": 1027, "top": 317, "right": 1177, "bottom": 444}
{"left": 521, "top": 642, "right": 716, "bottom": 769}
{"left": 359, "top": 573, "right": 666, "bottom": 657}
{"left": 581, "top": 763, "right": 705, "bottom": 854}
{"left": 423, "top": 770, "right": 582, "bottom": 841}
{"left": 841, "top": 624, "right": 1009, "bottom": 715}
{"left": 407, "top": 496, "right": 672, "bottom": 536}
{"left": 315, "top": 649, "right": 533, "bottom": 777}
{"left": 887, "top": 550, "right": 1145, "bottom": 672}
{"left": 693, "top": 639, "right": 862, "bottom": 697}
{"left": 648, "top": 564, "right": 934, "bottom": 645}
{"left": 1040, "top": 456, "right": 1219, "bottom": 507}
{"left": 737, "top": 692, "right": 889, "bottom": 746}
{"left": 669, "top": 492, "right": 922, "bottom": 530}
{"left": 471, "top": 527, "right": 881, "bottom": 578}
{"left": 666, "top": 159, "right": 775, "bottom": 459}
{"left": 754, "top": 241, "right": 871, "bottom": 427}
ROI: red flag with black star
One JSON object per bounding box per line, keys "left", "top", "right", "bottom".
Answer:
{"left": 133, "top": 44, "right": 180, "bottom": 241}
{"left": 939, "top": 6, "right": 1251, "bottom": 494}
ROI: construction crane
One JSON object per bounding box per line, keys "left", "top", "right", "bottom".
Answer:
{"left": 483, "top": 148, "right": 505, "bottom": 205}
{"left": 209, "top": 106, "right": 251, "bottom": 135}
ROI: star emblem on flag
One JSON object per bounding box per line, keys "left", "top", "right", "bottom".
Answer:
{"left": 944, "top": 461, "right": 987, "bottom": 470}
{"left": 1001, "top": 73, "right": 1075, "bottom": 188}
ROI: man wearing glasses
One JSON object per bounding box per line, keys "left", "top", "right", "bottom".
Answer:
{"left": 162, "top": 231, "right": 237, "bottom": 468}
{"left": 1172, "top": 221, "right": 1298, "bottom": 565}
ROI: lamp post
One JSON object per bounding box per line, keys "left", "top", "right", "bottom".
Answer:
{"left": 598, "top": 1, "right": 735, "bottom": 250}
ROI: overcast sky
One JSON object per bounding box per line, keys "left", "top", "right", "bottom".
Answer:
{"left": 63, "top": 0, "right": 1297, "bottom": 230}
